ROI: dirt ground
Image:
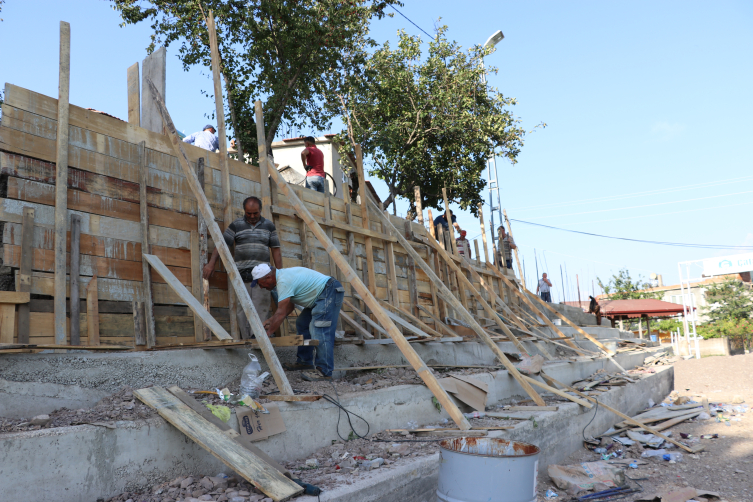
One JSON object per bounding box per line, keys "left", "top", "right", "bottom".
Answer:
{"left": 535, "top": 352, "right": 753, "bottom": 502}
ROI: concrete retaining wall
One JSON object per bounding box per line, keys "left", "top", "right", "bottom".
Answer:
{"left": 677, "top": 337, "right": 732, "bottom": 357}
{"left": 0, "top": 350, "right": 671, "bottom": 502}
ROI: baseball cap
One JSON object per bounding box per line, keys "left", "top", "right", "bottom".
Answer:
{"left": 249, "top": 263, "right": 272, "bottom": 287}
{"left": 204, "top": 124, "right": 216, "bottom": 131}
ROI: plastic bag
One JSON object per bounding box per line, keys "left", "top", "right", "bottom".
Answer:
{"left": 205, "top": 403, "right": 231, "bottom": 422}
{"left": 548, "top": 461, "right": 625, "bottom": 494}
{"left": 240, "top": 353, "right": 263, "bottom": 399}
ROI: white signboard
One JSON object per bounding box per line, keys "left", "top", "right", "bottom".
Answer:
{"left": 703, "top": 253, "right": 753, "bottom": 277}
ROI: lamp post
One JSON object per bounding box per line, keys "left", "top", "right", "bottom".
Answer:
{"left": 480, "top": 30, "right": 505, "bottom": 260}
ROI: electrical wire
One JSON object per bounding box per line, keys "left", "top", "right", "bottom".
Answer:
{"left": 388, "top": 5, "right": 434, "bottom": 39}
{"left": 322, "top": 381, "right": 370, "bottom": 442}
{"left": 510, "top": 219, "right": 753, "bottom": 250}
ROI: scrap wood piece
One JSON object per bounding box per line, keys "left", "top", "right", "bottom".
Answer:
{"left": 366, "top": 196, "right": 547, "bottom": 408}
{"left": 260, "top": 132, "right": 470, "bottom": 431}
{"left": 263, "top": 394, "right": 322, "bottom": 402}
{"left": 503, "top": 405, "right": 558, "bottom": 412}
{"left": 539, "top": 372, "right": 702, "bottom": 454}
{"left": 145, "top": 79, "right": 292, "bottom": 396}
{"left": 521, "top": 375, "right": 593, "bottom": 408}
{"left": 634, "top": 411, "right": 701, "bottom": 433}
{"left": 86, "top": 276, "right": 100, "bottom": 346}
{"left": 387, "top": 427, "right": 511, "bottom": 433}
{"left": 143, "top": 254, "right": 231, "bottom": 341}
{"left": 334, "top": 364, "right": 502, "bottom": 371}
{"left": 135, "top": 386, "right": 302, "bottom": 501}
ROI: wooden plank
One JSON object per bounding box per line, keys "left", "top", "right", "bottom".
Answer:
{"left": 16, "top": 206, "right": 34, "bottom": 343}
{"left": 261, "top": 132, "right": 470, "bottom": 430}
{"left": 504, "top": 405, "right": 558, "bottom": 412}
{"left": 355, "top": 146, "right": 377, "bottom": 299}
{"left": 339, "top": 311, "right": 374, "bottom": 340}
{"left": 0, "top": 292, "right": 30, "bottom": 304}
{"left": 127, "top": 63, "right": 140, "bottom": 126}
{"left": 143, "top": 82, "right": 291, "bottom": 394}
{"left": 69, "top": 214, "right": 81, "bottom": 345}
{"left": 54, "top": 21, "right": 72, "bottom": 346}
{"left": 137, "top": 141, "right": 157, "bottom": 347}
{"left": 196, "top": 157, "right": 211, "bottom": 341}
{"left": 299, "top": 217, "right": 311, "bottom": 268}
{"left": 141, "top": 48, "right": 166, "bottom": 134}
{"left": 135, "top": 386, "right": 303, "bottom": 501}
{"left": 404, "top": 220, "right": 420, "bottom": 317}
{"left": 191, "top": 229, "right": 207, "bottom": 342}
{"left": 133, "top": 301, "right": 146, "bottom": 346}
{"left": 86, "top": 276, "right": 100, "bottom": 345}
{"left": 143, "top": 254, "right": 231, "bottom": 341}
{"left": 503, "top": 209, "right": 526, "bottom": 286}
{"left": 377, "top": 298, "right": 444, "bottom": 339}
{"left": 342, "top": 299, "right": 382, "bottom": 337}
{"left": 0, "top": 304, "right": 15, "bottom": 344}
{"left": 416, "top": 304, "right": 457, "bottom": 338}
{"left": 263, "top": 394, "right": 322, "bottom": 402}
{"left": 366, "top": 195, "right": 546, "bottom": 407}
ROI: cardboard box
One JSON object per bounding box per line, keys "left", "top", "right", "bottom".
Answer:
{"left": 236, "top": 403, "right": 286, "bottom": 442}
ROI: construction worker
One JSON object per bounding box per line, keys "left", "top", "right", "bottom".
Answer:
{"left": 497, "top": 225, "right": 517, "bottom": 269}
{"left": 433, "top": 209, "right": 462, "bottom": 236}
{"left": 203, "top": 197, "right": 282, "bottom": 339}
{"left": 589, "top": 296, "right": 602, "bottom": 325}
{"left": 456, "top": 230, "right": 470, "bottom": 257}
{"left": 301, "top": 136, "right": 326, "bottom": 193}
{"left": 183, "top": 124, "right": 219, "bottom": 152}
{"left": 251, "top": 264, "right": 344, "bottom": 382}
{"left": 537, "top": 273, "right": 553, "bottom": 302}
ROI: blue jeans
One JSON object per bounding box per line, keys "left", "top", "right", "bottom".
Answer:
{"left": 295, "top": 279, "right": 344, "bottom": 376}
{"left": 305, "top": 175, "right": 325, "bottom": 193}
{"left": 540, "top": 292, "right": 552, "bottom": 303}
{"left": 506, "top": 259, "right": 513, "bottom": 269}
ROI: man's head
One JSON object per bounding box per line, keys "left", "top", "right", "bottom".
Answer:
{"left": 460, "top": 230, "right": 467, "bottom": 239}
{"left": 203, "top": 124, "right": 216, "bottom": 134}
{"left": 498, "top": 225, "right": 506, "bottom": 236}
{"left": 242, "top": 197, "right": 262, "bottom": 225}
{"left": 542, "top": 273, "right": 548, "bottom": 279}
{"left": 303, "top": 136, "right": 316, "bottom": 147}
{"left": 250, "top": 263, "right": 276, "bottom": 290}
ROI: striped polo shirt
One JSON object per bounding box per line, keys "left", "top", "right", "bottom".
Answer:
{"left": 222, "top": 216, "right": 280, "bottom": 274}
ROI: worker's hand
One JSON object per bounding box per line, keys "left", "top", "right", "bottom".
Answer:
{"left": 263, "top": 318, "right": 272, "bottom": 331}
{"left": 202, "top": 263, "right": 215, "bottom": 280}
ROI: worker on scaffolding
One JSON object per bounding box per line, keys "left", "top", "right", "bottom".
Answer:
{"left": 497, "top": 225, "right": 516, "bottom": 270}
{"left": 433, "top": 209, "right": 462, "bottom": 236}
{"left": 300, "top": 136, "right": 326, "bottom": 193}
{"left": 537, "top": 273, "right": 553, "bottom": 303}
{"left": 456, "top": 230, "right": 470, "bottom": 257}
{"left": 251, "top": 264, "right": 344, "bottom": 382}
{"left": 589, "top": 296, "right": 602, "bottom": 325}
{"left": 182, "top": 124, "right": 219, "bottom": 152}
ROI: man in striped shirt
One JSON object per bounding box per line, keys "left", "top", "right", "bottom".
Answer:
{"left": 203, "top": 197, "right": 282, "bottom": 338}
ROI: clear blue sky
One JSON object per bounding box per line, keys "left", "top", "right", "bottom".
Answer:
{"left": 1, "top": 1, "right": 751, "bottom": 299}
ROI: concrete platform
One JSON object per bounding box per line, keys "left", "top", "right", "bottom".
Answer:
{"left": 0, "top": 347, "right": 671, "bottom": 502}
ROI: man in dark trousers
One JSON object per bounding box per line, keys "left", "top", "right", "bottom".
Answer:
{"left": 589, "top": 296, "right": 602, "bottom": 325}
{"left": 537, "top": 273, "right": 553, "bottom": 302}
{"left": 203, "top": 196, "right": 282, "bottom": 339}
{"left": 251, "top": 264, "right": 344, "bottom": 382}
{"left": 300, "top": 136, "right": 326, "bottom": 193}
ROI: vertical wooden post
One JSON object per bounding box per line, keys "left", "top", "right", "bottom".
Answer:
{"left": 382, "top": 205, "right": 399, "bottom": 308}
{"left": 474, "top": 240, "right": 481, "bottom": 267}
{"left": 69, "top": 214, "right": 81, "bottom": 345}
{"left": 478, "top": 203, "right": 490, "bottom": 265}
{"left": 427, "top": 209, "right": 436, "bottom": 239}
{"left": 17, "top": 207, "right": 34, "bottom": 344}
{"left": 323, "top": 197, "right": 338, "bottom": 278}
{"left": 86, "top": 276, "right": 100, "bottom": 346}
{"left": 127, "top": 62, "right": 140, "bottom": 126}
{"left": 208, "top": 11, "right": 239, "bottom": 340}
{"left": 133, "top": 301, "right": 146, "bottom": 347}
{"left": 193, "top": 157, "right": 211, "bottom": 341}
{"left": 0, "top": 305, "right": 16, "bottom": 344}
{"left": 504, "top": 209, "right": 526, "bottom": 288}
{"left": 54, "top": 21, "right": 71, "bottom": 346}
{"left": 442, "top": 187, "right": 459, "bottom": 256}
{"left": 137, "top": 141, "right": 156, "bottom": 347}
{"left": 355, "top": 146, "right": 377, "bottom": 301}
{"left": 413, "top": 186, "right": 423, "bottom": 225}
{"left": 141, "top": 47, "right": 166, "bottom": 134}
{"left": 403, "top": 220, "right": 420, "bottom": 318}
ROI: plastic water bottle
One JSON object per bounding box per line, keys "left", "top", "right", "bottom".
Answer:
{"left": 240, "top": 353, "right": 263, "bottom": 399}
{"left": 662, "top": 452, "right": 683, "bottom": 462}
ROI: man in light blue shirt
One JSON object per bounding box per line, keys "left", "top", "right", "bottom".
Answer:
{"left": 251, "top": 264, "right": 344, "bottom": 381}
{"left": 183, "top": 124, "right": 219, "bottom": 152}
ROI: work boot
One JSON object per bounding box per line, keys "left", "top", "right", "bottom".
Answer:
{"left": 283, "top": 362, "right": 316, "bottom": 371}
{"left": 301, "top": 369, "right": 332, "bottom": 382}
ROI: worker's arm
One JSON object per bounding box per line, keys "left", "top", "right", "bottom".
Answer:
{"left": 203, "top": 248, "right": 220, "bottom": 279}
{"left": 183, "top": 132, "right": 196, "bottom": 144}
{"left": 301, "top": 148, "right": 310, "bottom": 169}
{"left": 508, "top": 238, "right": 517, "bottom": 250}
{"left": 536, "top": 283, "right": 540, "bottom": 293}
{"left": 271, "top": 247, "right": 283, "bottom": 269}
{"left": 545, "top": 278, "right": 552, "bottom": 287}
{"left": 263, "top": 297, "right": 296, "bottom": 336}
{"left": 453, "top": 221, "right": 462, "bottom": 233}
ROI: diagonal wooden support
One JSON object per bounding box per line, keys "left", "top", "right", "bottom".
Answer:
{"left": 364, "top": 196, "right": 546, "bottom": 406}
{"left": 145, "top": 79, "right": 293, "bottom": 396}
{"left": 143, "top": 254, "right": 231, "bottom": 341}
{"left": 255, "top": 130, "right": 469, "bottom": 430}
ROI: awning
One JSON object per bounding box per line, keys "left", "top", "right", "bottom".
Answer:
{"left": 599, "top": 299, "right": 690, "bottom": 318}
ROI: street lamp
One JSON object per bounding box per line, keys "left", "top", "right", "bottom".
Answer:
{"left": 480, "top": 30, "right": 504, "bottom": 262}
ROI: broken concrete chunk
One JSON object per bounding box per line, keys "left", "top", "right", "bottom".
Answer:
{"left": 29, "top": 414, "right": 50, "bottom": 426}
{"left": 305, "top": 458, "right": 319, "bottom": 468}
{"left": 199, "top": 477, "right": 214, "bottom": 491}
{"left": 180, "top": 476, "right": 194, "bottom": 489}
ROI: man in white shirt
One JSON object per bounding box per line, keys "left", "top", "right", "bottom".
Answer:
{"left": 537, "top": 273, "right": 553, "bottom": 303}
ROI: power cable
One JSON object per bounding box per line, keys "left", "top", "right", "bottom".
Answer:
{"left": 388, "top": 5, "right": 434, "bottom": 40}
{"left": 566, "top": 199, "right": 753, "bottom": 226}
{"left": 322, "top": 381, "right": 370, "bottom": 442}
{"left": 510, "top": 219, "right": 753, "bottom": 250}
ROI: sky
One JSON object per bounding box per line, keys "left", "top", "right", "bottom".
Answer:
{"left": 1, "top": 1, "right": 752, "bottom": 301}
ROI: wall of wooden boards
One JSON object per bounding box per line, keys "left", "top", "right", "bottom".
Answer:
{"left": 0, "top": 83, "right": 504, "bottom": 346}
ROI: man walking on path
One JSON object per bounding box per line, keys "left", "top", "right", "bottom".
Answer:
{"left": 537, "top": 273, "right": 553, "bottom": 302}
{"left": 183, "top": 124, "right": 219, "bottom": 152}
{"left": 301, "top": 136, "right": 326, "bottom": 193}
{"left": 203, "top": 197, "right": 282, "bottom": 339}
{"left": 252, "top": 264, "right": 344, "bottom": 382}
{"left": 497, "top": 226, "right": 516, "bottom": 270}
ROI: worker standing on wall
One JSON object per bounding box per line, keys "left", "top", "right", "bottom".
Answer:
{"left": 183, "top": 124, "right": 219, "bottom": 152}
{"left": 589, "top": 296, "right": 602, "bottom": 325}
{"left": 251, "top": 264, "right": 344, "bottom": 382}
{"left": 497, "top": 225, "right": 517, "bottom": 270}
{"left": 537, "top": 273, "right": 553, "bottom": 303}
{"left": 203, "top": 197, "right": 282, "bottom": 339}
{"left": 300, "top": 136, "right": 326, "bottom": 193}
{"left": 456, "top": 230, "right": 470, "bottom": 257}
{"left": 433, "top": 209, "right": 462, "bottom": 236}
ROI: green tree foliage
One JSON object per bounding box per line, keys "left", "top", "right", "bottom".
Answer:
{"left": 597, "top": 268, "right": 660, "bottom": 300}
{"left": 701, "top": 278, "right": 753, "bottom": 323}
{"left": 110, "top": 0, "right": 397, "bottom": 161}
{"left": 332, "top": 26, "right": 527, "bottom": 215}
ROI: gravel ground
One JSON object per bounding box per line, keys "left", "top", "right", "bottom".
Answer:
{"left": 535, "top": 352, "right": 753, "bottom": 502}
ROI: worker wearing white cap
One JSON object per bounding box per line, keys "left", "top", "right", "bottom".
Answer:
{"left": 250, "top": 264, "right": 344, "bottom": 382}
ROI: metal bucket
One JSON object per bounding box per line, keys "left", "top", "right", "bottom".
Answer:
{"left": 437, "top": 437, "right": 540, "bottom": 502}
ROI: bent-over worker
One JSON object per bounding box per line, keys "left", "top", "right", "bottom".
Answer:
{"left": 433, "top": 209, "right": 461, "bottom": 236}
{"left": 183, "top": 124, "right": 219, "bottom": 152}
{"left": 203, "top": 197, "right": 282, "bottom": 339}
{"left": 251, "top": 264, "right": 344, "bottom": 382}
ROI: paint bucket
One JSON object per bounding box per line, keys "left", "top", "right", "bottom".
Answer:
{"left": 437, "top": 437, "right": 540, "bottom": 502}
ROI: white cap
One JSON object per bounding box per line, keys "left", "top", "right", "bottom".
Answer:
{"left": 250, "top": 263, "right": 272, "bottom": 287}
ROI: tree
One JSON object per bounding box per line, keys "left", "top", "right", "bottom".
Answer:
{"left": 110, "top": 0, "right": 397, "bottom": 161}
{"left": 701, "top": 278, "right": 753, "bottom": 323}
{"left": 597, "top": 269, "right": 659, "bottom": 300}
{"left": 332, "top": 26, "right": 528, "bottom": 215}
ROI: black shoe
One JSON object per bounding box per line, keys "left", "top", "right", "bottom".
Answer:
{"left": 301, "top": 370, "right": 332, "bottom": 382}
{"left": 283, "top": 362, "right": 316, "bottom": 371}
